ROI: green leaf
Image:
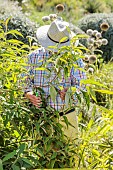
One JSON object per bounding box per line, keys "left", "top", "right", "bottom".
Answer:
{"left": 87, "top": 119, "right": 94, "bottom": 130}
{"left": 11, "top": 120, "right": 21, "bottom": 135}
{"left": 7, "top": 39, "right": 24, "bottom": 45}
{"left": 94, "top": 89, "right": 113, "bottom": 94}
{"left": 12, "top": 164, "right": 20, "bottom": 170}
{"left": 50, "top": 85, "right": 57, "bottom": 103}
{"left": 82, "top": 91, "right": 90, "bottom": 109}
{"left": 81, "top": 79, "right": 107, "bottom": 88}
{"left": 98, "top": 106, "right": 113, "bottom": 114}
{"left": 65, "top": 91, "right": 70, "bottom": 107}
{"left": 21, "top": 107, "right": 30, "bottom": 112}
{"left": 5, "top": 17, "right": 11, "bottom": 27}
{"left": 1, "top": 53, "right": 16, "bottom": 58}
{"left": 0, "top": 159, "right": 3, "bottom": 170}
{"left": 35, "top": 122, "right": 40, "bottom": 133}
{"left": 6, "top": 30, "right": 24, "bottom": 37}
{"left": 64, "top": 67, "right": 68, "bottom": 78}
{"left": 49, "top": 159, "right": 56, "bottom": 168}
{"left": 14, "top": 130, "right": 20, "bottom": 138}
{"left": 89, "top": 87, "right": 97, "bottom": 103}
{"left": 21, "top": 44, "right": 30, "bottom": 49}
{"left": 2, "top": 150, "right": 16, "bottom": 162}
{"left": 35, "top": 67, "right": 48, "bottom": 71}
{"left": 60, "top": 58, "right": 68, "bottom": 63}
{"left": 60, "top": 36, "right": 68, "bottom": 43}
{"left": 51, "top": 152, "right": 57, "bottom": 159}
{"left": 22, "top": 158, "right": 34, "bottom": 167}
{"left": 36, "top": 148, "right": 44, "bottom": 157}
{"left": 92, "top": 149, "right": 100, "bottom": 157}
{"left": 63, "top": 115, "right": 69, "bottom": 128}
{"left": 96, "top": 124, "right": 110, "bottom": 135}
{"left": 18, "top": 143, "right": 26, "bottom": 155}
{"left": 74, "top": 34, "right": 89, "bottom": 39}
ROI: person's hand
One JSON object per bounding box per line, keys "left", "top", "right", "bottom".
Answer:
{"left": 25, "top": 92, "right": 42, "bottom": 108}
{"left": 59, "top": 88, "right": 68, "bottom": 101}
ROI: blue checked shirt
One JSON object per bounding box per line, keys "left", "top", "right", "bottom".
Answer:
{"left": 22, "top": 47, "right": 86, "bottom": 111}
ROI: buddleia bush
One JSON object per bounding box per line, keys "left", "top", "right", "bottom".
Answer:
{"left": 0, "top": 0, "right": 39, "bottom": 44}
{"left": 77, "top": 13, "right": 113, "bottom": 62}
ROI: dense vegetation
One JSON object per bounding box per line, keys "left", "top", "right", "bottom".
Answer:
{"left": 0, "top": 0, "right": 113, "bottom": 169}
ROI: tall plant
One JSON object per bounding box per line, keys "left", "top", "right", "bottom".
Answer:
{"left": 0, "top": 18, "right": 85, "bottom": 169}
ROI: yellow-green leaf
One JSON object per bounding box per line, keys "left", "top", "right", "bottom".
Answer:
{"left": 60, "top": 36, "right": 68, "bottom": 43}
{"left": 94, "top": 89, "right": 113, "bottom": 94}
{"left": 6, "top": 30, "right": 24, "bottom": 37}
{"left": 50, "top": 86, "right": 57, "bottom": 103}
{"left": 81, "top": 79, "right": 107, "bottom": 88}
{"left": 35, "top": 67, "right": 48, "bottom": 71}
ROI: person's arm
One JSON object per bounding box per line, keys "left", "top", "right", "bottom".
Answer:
{"left": 25, "top": 91, "right": 42, "bottom": 108}
{"left": 22, "top": 51, "right": 42, "bottom": 107}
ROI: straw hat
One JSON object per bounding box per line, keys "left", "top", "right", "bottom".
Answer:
{"left": 36, "top": 17, "right": 79, "bottom": 50}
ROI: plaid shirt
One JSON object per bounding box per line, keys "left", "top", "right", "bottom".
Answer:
{"left": 22, "top": 47, "right": 86, "bottom": 111}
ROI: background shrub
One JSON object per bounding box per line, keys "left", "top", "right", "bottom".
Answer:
{"left": 77, "top": 13, "right": 113, "bottom": 62}
{"left": 81, "top": 0, "right": 111, "bottom": 14}
{"left": 0, "top": 0, "right": 39, "bottom": 44}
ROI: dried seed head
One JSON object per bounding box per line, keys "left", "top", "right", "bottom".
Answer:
{"left": 86, "top": 29, "right": 93, "bottom": 36}
{"left": 93, "top": 43, "right": 99, "bottom": 48}
{"left": 93, "top": 30, "right": 98, "bottom": 36}
{"left": 87, "top": 38, "right": 95, "bottom": 45}
{"left": 42, "top": 16, "right": 50, "bottom": 22}
{"left": 49, "top": 14, "right": 57, "bottom": 21}
{"left": 84, "top": 55, "right": 89, "bottom": 61}
{"left": 56, "top": 4, "right": 64, "bottom": 12}
{"left": 102, "top": 38, "right": 108, "bottom": 45}
{"left": 89, "top": 55, "right": 97, "bottom": 64}
{"left": 95, "top": 32, "right": 101, "bottom": 39}
{"left": 100, "top": 22, "right": 110, "bottom": 31}
{"left": 88, "top": 67, "right": 94, "bottom": 74}
{"left": 97, "top": 39, "right": 102, "bottom": 46}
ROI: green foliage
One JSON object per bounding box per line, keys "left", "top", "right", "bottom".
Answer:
{"left": 0, "top": 0, "right": 39, "bottom": 44}
{"left": 77, "top": 13, "right": 113, "bottom": 62}
{"left": 75, "top": 100, "right": 113, "bottom": 169}
{"left": 1, "top": 14, "right": 113, "bottom": 169}
{"left": 20, "top": 0, "right": 85, "bottom": 25}
{"left": 75, "top": 62, "right": 113, "bottom": 168}
{"left": 89, "top": 62, "right": 113, "bottom": 108}
{"left": 0, "top": 18, "right": 78, "bottom": 169}
{"left": 81, "top": 0, "right": 110, "bottom": 13}
{"left": 80, "top": 112, "right": 113, "bottom": 169}
{"left": 20, "top": 0, "right": 113, "bottom": 26}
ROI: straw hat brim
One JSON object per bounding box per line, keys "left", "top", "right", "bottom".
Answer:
{"left": 36, "top": 25, "right": 78, "bottom": 51}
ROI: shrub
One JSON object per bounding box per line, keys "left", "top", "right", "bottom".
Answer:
{"left": 77, "top": 13, "right": 113, "bottom": 62}
{"left": 81, "top": 0, "right": 110, "bottom": 13}
{"left": 0, "top": 0, "right": 39, "bottom": 44}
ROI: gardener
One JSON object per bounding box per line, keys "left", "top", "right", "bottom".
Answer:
{"left": 23, "top": 10, "right": 86, "bottom": 143}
